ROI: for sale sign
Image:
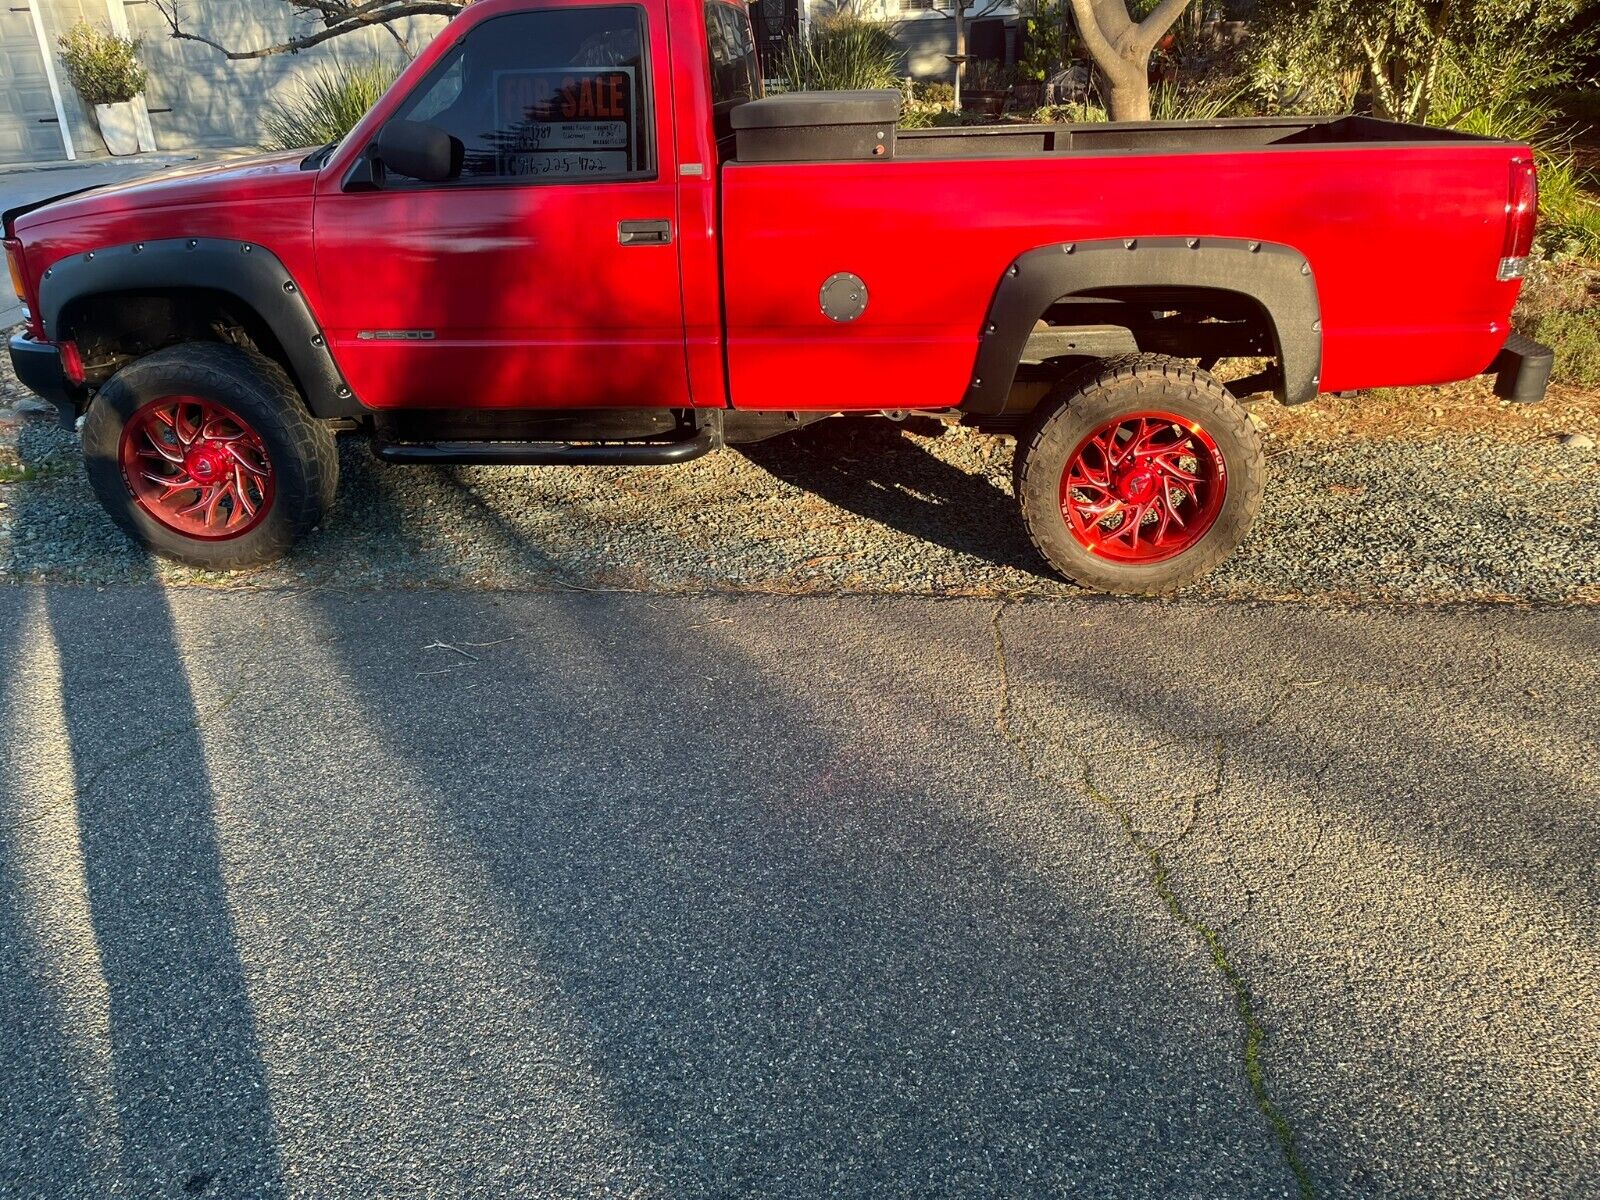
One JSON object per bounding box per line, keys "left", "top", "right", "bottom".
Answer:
{"left": 493, "top": 67, "right": 640, "bottom": 178}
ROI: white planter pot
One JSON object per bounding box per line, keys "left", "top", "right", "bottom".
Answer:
{"left": 94, "top": 102, "right": 141, "bottom": 156}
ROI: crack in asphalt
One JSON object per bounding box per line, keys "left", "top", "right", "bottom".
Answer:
{"left": 989, "top": 600, "right": 1316, "bottom": 1199}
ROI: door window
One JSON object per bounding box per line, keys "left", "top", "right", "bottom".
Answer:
{"left": 392, "top": 6, "right": 654, "bottom": 183}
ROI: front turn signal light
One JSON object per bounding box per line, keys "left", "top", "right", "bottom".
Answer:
{"left": 4, "top": 240, "right": 25, "bottom": 304}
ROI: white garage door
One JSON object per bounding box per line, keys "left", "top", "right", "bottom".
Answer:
{"left": 0, "top": 3, "right": 68, "bottom": 164}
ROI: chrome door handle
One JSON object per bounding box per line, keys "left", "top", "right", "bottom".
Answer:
{"left": 618, "top": 219, "right": 672, "bottom": 246}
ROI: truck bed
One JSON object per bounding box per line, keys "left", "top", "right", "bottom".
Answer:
{"left": 719, "top": 115, "right": 1529, "bottom": 413}
{"left": 891, "top": 114, "right": 1508, "bottom": 159}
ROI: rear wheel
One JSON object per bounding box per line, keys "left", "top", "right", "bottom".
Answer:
{"left": 1014, "top": 354, "right": 1265, "bottom": 594}
{"left": 82, "top": 343, "right": 338, "bottom": 570}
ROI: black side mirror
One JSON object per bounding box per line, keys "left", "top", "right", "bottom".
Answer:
{"left": 373, "top": 119, "right": 462, "bottom": 183}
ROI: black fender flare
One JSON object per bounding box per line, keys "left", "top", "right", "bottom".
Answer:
{"left": 962, "top": 236, "right": 1323, "bottom": 415}
{"left": 36, "top": 237, "right": 363, "bottom": 419}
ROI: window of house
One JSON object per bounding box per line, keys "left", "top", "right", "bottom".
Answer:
{"left": 704, "top": 1, "right": 762, "bottom": 141}
{"left": 392, "top": 6, "right": 654, "bottom": 183}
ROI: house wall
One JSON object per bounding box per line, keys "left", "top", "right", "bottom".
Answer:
{"left": 8, "top": 0, "right": 1010, "bottom": 165}
{"left": 799, "top": 0, "right": 1017, "bottom": 82}
{"left": 19, "top": 0, "right": 448, "bottom": 160}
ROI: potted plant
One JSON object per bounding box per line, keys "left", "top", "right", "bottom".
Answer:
{"left": 58, "top": 21, "right": 150, "bottom": 156}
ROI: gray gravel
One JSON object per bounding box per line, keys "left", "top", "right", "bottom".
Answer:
{"left": 0, "top": 588, "right": 1594, "bottom": 1198}
{"left": 1, "top": 410, "right": 1596, "bottom": 602}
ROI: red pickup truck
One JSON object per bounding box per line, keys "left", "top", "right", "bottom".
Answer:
{"left": 4, "top": 0, "right": 1551, "bottom": 593}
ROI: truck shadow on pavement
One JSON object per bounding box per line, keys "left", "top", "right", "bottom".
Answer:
{"left": 276, "top": 589, "right": 1286, "bottom": 1195}
{"left": 0, "top": 449, "right": 286, "bottom": 1195}
{"left": 279, "top": 586, "right": 1600, "bottom": 1197}
{"left": 739, "top": 417, "right": 1056, "bottom": 580}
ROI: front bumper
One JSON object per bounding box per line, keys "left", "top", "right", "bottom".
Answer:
{"left": 7, "top": 332, "right": 84, "bottom": 428}
{"left": 1486, "top": 332, "right": 1555, "bottom": 404}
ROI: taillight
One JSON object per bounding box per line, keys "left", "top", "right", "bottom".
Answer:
{"left": 1498, "top": 158, "right": 1537, "bottom": 281}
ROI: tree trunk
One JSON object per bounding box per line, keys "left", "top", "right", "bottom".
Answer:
{"left": 1065, "top": 0, "right": 1190, "bottom": 124}
{"left": 954, "top": 7, "right": 966, "bottom": 106}
{"left": 1098, "top": 57, "right": 1149, "bottom": 121}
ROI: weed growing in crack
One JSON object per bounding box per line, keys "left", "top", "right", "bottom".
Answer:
{"left": 989, "top": 600, "right": 1316, "bottom": 1200}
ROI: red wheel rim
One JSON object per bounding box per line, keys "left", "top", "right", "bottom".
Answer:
{"left": 1058, "top": 410, "right": 1227, "bottom": 564}
{"left": 118, "top": 396, "right": 275, "bottom": 540}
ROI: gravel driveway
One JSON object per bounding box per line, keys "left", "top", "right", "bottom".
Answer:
{"left": 1, "top": 395, "right": 1596, "bottom": 603}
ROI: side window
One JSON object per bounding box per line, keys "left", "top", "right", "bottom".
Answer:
{"left": 393, "top": 6, "right": 653, "bottom": 183}
{"left": 704, "top": 1, "right": 761, "bottom": 141}
{"left": 407, "top": 57, "right": 463, "bottom": 124}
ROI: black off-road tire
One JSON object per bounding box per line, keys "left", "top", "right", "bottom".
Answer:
{"left": 1014, "top": 353, "right": 1265, "bottom": 594}
{"left": 82, "top": 342, "right": 339, "bottom": 570}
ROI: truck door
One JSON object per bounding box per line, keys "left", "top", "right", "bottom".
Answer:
{"left": 312, "top": 1, "right": 690, "bottom": 412}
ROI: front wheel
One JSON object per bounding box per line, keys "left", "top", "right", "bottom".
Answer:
{"left": 1014, "top": 354, "right": 1265, "bottom": 594}
{"left": 82, "top": 342, "right": 338, "bottom": 570}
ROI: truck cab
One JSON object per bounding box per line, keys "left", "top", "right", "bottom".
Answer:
{"left": 4, "top": 0, "right": 1553, "bottom": 593}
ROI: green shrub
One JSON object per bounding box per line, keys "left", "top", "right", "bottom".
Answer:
{"left": 262, "top": 61, "right": 398, "bottom": 151}
{"left": 1033, "top": 102, "right": 1109, "bottom": 124}
{"left": 773, "top": 13, "right": 903, "bottom": 93}
{"left": 1532, "top": 156, "right": 1600, "bottom": 261}
{"left": 901, "top": 106, "right": 982, "bottom": 128}
{"left": 1016, "top": 0, "right": 1071, "bottom": 85}
{"left": 1240, "top": 13, "right": 1357, "bottom": 116}
{"left": 913, "top": 80, "right": 955, "bottom": 104}
{"left": 1428, "top": 40, "right": 1570, "bottom": 140}
{"left": 1151, "top": 78, "right": 1250, "bottom": 121}
{"left": 902, "top": 104, "right": 993, "bottom": 128}
{"left": 1524, "top": 307, "right": 1600, "bottom": 386}
{"left": 57, "top": 21, "right": 147, "bottom": 106}
{"left": 1515, "top": 259, "right": 1600, "bottom": 386}
{"left": 1552, "top": 86, "right": 1600, "bottom": 125}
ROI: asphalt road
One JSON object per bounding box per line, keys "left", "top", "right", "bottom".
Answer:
{"left": 0, "top": 585, "right": 1594, "bottom": 1198}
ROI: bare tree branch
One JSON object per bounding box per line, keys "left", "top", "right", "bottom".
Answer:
{"left": 381, "top": 21, "right": 414, "bottom": 58}
{"left": 151, "top": 0, "right": 465, "bottom": 60}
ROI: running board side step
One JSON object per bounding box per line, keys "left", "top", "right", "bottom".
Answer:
{"left": 373, "top": 415, "right": 722, "bottom": 466}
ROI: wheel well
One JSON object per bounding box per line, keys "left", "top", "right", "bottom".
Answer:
{"left": 965, "top": 238, "right": 1322, "bottom": 422}
{"left": 1043, "top": 286, "right": 1277, "bottom": 378}
{"left": 1049, "top": 286, "right": 1273, "bottom": 351}
{"left": 58, "top": 288, "right": 297, "bottom": 391}
{"left": 984, "top": 285, "right": 1282, "bottom": 428}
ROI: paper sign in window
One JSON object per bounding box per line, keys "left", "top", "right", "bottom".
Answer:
{"left": 493, "top": 67, "right": 639, "bottom": 178}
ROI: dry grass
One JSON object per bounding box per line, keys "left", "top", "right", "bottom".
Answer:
{"left": 1262, "top": 256, "right": 1599, "bottom": 446}
{"left": 1262, "top": 377, "right": 1598, "bottom": 446}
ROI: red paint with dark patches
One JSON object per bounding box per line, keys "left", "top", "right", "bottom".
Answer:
{"left": 7, "top": 0, "right": 1535, "bottom": 414}
{"left": 0, "top": 0, "right": 1550, "bottom": 588}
